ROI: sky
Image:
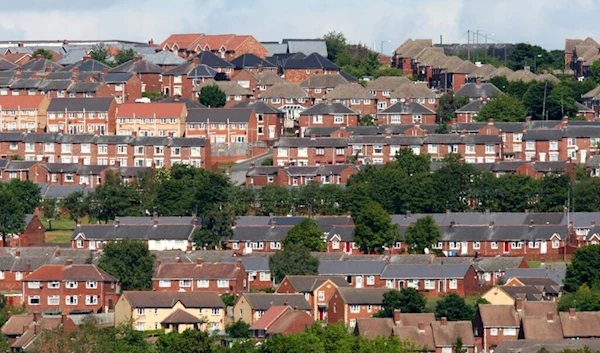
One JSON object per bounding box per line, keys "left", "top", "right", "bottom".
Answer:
{"left": 0, "top": 0, "right": 597, "bottom": 53}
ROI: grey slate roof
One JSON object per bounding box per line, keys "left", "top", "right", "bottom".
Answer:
{"left": 455, "top": 83, "right": 502, "bottom": 99}
{"left": 20, "top": 58, "right": 62, "bottom": 72}
{"left": 336, "top": 287, "right": 390, "bottom": 304}
{"left": 72, "top": 224, "right": 195, "bottom": 241}
{"left": 99, "top": 72, "right": 134, "bottom": 83}
{"left": 261, "top": 43, "right": 289, "bottom": 56}
{"left": 379, "top": 102, "right": 436, "bottom": 115}
{"left": 456, "top": 100, "right": 485, "bottom": 113}
{"left": 194, "top": 51, "right": 234, "bottom": 68}
{"left": 186, "top": 108, "right": 253, "bottom": 123}
{"left": 60, "top": 59, "right": 109, "bottom": 73}
{"left": 283, "top": 39, "right": 328, "bottom": 57}
{"left": 117, "top": 216, "right": 195, "bottom": 225}
{"left": 274, "top": 137, "right": 347, "bottom": 148}
{"left": 318, "top": 261, "right": 387, "bottom": 275}
{"left": 109, "top": 59, "right": 165, "bottom": 74}
{"left": 435, "top": 225, "right": 566, "bottom": 242}
{"left": 230, "top": 226, "right": 291, "bottom": 242}
{"left": 47, "top": 98, "right": 114, "bottom": 112}
{"left": 381, "top": 264, "right": 472, "bottom": 279}
{"left": 142, "top": 51, "right": 186, "bottom": 66}
{"left": 66, "top": 82, "right": 102, "bottom": 93}
{"left": 300, "top": 103, "right": 357, "bottom": 115}
{"left": 503, "top": 268, "right": 566, "bottom": 286}
{"left": 283, "top": 53, "right": 339, "bottom": 70}
{"left": 222, "top": 257, "right": 270, "bottom": 272}
{"left": 241, "top": 293, "right": 311, "bottom": 311}
{"left": 38, "top": 79, "right": 72, "bottom": 91}
{"left": 158, "top": 96, "right": 206, "bottom": 108}
{"left": 57, "top": 49, "right": 87, "bottom": 66}
{"left": 44, "top": 185, "right": 94, "bottom": 198}
{"left": 229, "top": 54, "right": 276, "bottom": 69}
{"left": 10, "top": 79, "right": 42, "bottom": 89}
{"left": 232, "top": 101, "right": 282, "bottom": 114}
{"left": 300, "top": 74, "right": 348, "bottom": 89}
{"left": 327, "top": 225, "right": 355, "bottom": 242}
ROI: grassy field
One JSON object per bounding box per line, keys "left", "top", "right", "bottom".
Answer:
{"left": 42, "top": 217, "right": 92, "bottom": 244}
{"left": 526, "top": 260, "right": 541, "bottom": 268}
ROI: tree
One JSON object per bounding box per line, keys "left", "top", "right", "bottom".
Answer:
{"left": 557, "top": 285, "right": 600, "bottom": 312}
{"left": 198, "top": 85, "right": 226, "bottom": 108}
{"left": 435, "top": 294, "right": 475, "bottom": 321}
{"left": 359, "top": 114, "right": 376, "bottom": 126}
{"left": 98, "top": 239, "right": 155, "bottom": 290}
{"left": 453, "top": 337, "right": 467, "bottom": 353}
{"left": 405, "top": 216, "right": 441, "bottom": 254}
{"left": 155, "top": 329, "right": 214, "bottom": 353}
{"left": 322, "top": 31, "right": 347, "bottom": 62}
{"left": 372, "top": 67, "right": 404, "bottom": 79}
{"left": 564, "top": 245, "right": 600, "bottom": 292}
{"left": 142, "top": 91, "right": 165, "bottom": 101}
{"left": 436, "top": 92, "right": 470, "bottom": 124}
{"left": 90, "top": 43, "right": 109, "bottom": 63}
{"left": 193, "top": 204, "right": 235, "bottom": 249}
{"left": 523, "top": 81, "right": 555, "bottom": 119}
{"left": 588, "top": 59, "right": 600, "bottom": 84}
{"left": 269, "top": 243, "right": 319, "bottom": 283}
{"left": 353, "top": 201, "right": 398, "bottom": 254}
{"left": 221, "top": 293, "right": 235, "bottom": 307}
{"left": 88, "top": 171, "right": 141, "bottom": 223}
{"left": 475, "top": 94, "right": 527, "bottom": 122}
{"left": 261, "top": 157, "right": 273, "bottom": 166}
{"left": 0, "top": 186, "right": 25, "bottom": 246}
{"left": 495, "top": 175, "right": 537, "bottom": 212}
{"left": 258, "top": 185, "right": 292, "bottom": 215}
{"left": 61, "top": 191, "right": 88, "bottom": 222}
{"left": 114, "top": 48, "right": 137, "bottom": 65}
{"left": 7, "top": 179, "right": 41, "bottom": 213}
{"left": 31, "top": 48, "right": 54, "bottom": 60}
{"left": 226, "top": 320, "right": 251, "bottom": 339}
{"left": 39, "top": 197, "right": 60, "bottom": 231}
{"left": 376, "top": 288, "right": 426, "bottom": 317}
{"left": 283, "top": 218, "right": 326, "bottom": 251}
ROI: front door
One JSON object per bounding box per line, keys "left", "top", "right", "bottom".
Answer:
{"left": 345, "top": 242, "right": 351, "bottom": 254}
{"left": 540, "top": 241, "right": 547, "bottom": 254}
{"left": 356, "top": 276, "right": 363, "bottom": 288}
{"left": 269, "top": 126, "right": 275, "bottom": 139}
{"left": 319, "top": 308, "right": 325, "bottom": 320}
{"left": 504, "top": 242, "right": 510, "bottom": 253}
{"left": 461, "top": 242, "right": 468, "bottom": 255}
{"left": 398, "top": 280, "right": 405, "bottom": 289}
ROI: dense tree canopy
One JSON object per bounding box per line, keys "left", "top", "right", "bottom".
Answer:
{"left": 405, "top": 216, "right": 441, "bottom": 254}
{"left": 434, "top": 294, "right": 475, "bottom": 321}
{"left": 564, "top": 245, "right": 600, "bottom": 292}
{"left": 31, "top": 48, "right": 54, "bottom": 60}
{"left": 269, "top": 243, "right": 320, "bottom": 283}
{"left": 98, "top": 239, "right": 155, "bottom": 290}
{"left": 198, "top": 85, "right": 226, "bottom": 108}
{"left": 283, "top": 218, "right": 326, "bottom": 251}
{"left": 376, "top": 288, "right": 427, "bottom": 317}
{"left": 475, "top": 94, "right": 528, "bottom": 122}
{"left": 353, "top": 201, "right": 399, "bottom": 254}
{"left": 437, "top": 92, "right": 470, "bottom": 124}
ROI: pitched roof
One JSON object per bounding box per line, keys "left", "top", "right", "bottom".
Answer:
{"left": 61, "top": 58, "right": 109, "bottom": 73}
{"left": 153, "top": 261, "right": 242, "bottom": 280}
{"left": 389, "top": 82, "right": 436, "bottom": 99}
{"left": 23, "top": 264, "right": 117, "bottom": 282}
{"left": 241, "top": 293, "right": 311, "bottom": 311}
{"left": 73, "top": 223, "right": 195, "bottom": 241}
{"left": 323, "top": 83, "right": 374, "bottom": 99}
{"left": 47, "top": 97, "right": 114, "bottom": 112}
{"left": 194, "top": 51, "right": 234, "bottom": 68}
{"left": 393, "top": 325, "right": 435, "bottom": 350}
{"left": 336, "top": 287, "right": 390, "bottom": 304}
{"left": 109, "top": 58, "right": 165, "bottom": 74}
{"left": 283, "top": 53, "right": 339, "bottom": 70}
{"left": 300, "top": 102, "right": 357, "bottom": 115}
{"left": 300, "top": 74, "right": 349, "bottom": 89}
{"left": 455, "top": 82, "right": 502, "bottom": 99}
{"left": 260, "top": 82, "right": 307, "bottom": 98}
{"left": 229, "top": 54, "right": 276, "bottom": 69}
{"left": 158, "top": 33, "right": 205, "bottom": 51}
{"left": 379, "top": 101, "right": 436, "bottom": 114}
{"left": 116, "top": 102, "right": 185, "bottom": 117}
{"left": 194, "top": 79, "right": 251, "bottom": 96}
{"left": 477, "top": 304, "right": 520, "bottom": 327}
{"left": 122, "top": 290, "right": 224, "bottom": 308}
{"left": 318, "top": 261, "right": 387, "bottom": 275}
{"left": 232, "top": 100, "right": 282, "bottom": 114}
{"left": 381, "top": 264, "right": 472, "bottom": 279}
{"left": 495, "top": 340, "right": 600, "bottom": 353}
{"left": 0, "top": 58, "right": 18, "bottom": 71}
{"left": 187, "top": 108, "right": 253, "bottom": 123}
{"left": 281, "top": 275, "right": 350, "bottom": 292}
{"left": 367, "top": 76, "right": 412, "bottom": 90}
{"left": 395, "top": 312, "right": 436, "bottom": 327}
{"left": 559, "top": 311, "right": 600, "bottom": 337}
{"left": 0, "top": 95, "right": 46, "bottom": 109}
{"left": 267, "top": 309, "right": 313, "bottom": 334}
{"left": 431, "top": 321, "right": 475, "bottom": 346}
{"left": 521, "top": 314, "right": 563, "bottom": 340}
{"left": 142, "top": 51, "right": 186, "bottom": 66}
{"left": 249, "top": 305, "right": 290, "bottom": 330}
{"left": 284, "top": 39, "right": 328, "bottom": 57}
{"left": 20, "top": 57, "right": 62, "bottom": 72}
{"left": 66, "top": 81, "right": 103, "bottom": 93}
{"left": 161, "top": 309, "right": 204, "bottom": 324}
{"left": 456, "top": 100, "right": 485, "bottom": 113}
{"left": 354, "top": 318, "right": 394, "bottom": 339}
{"left": 158, "top": 96, "right": 206, "bottom": 108}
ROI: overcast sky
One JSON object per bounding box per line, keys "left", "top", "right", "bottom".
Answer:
{"left": 0, "top": 0, "right": 597, "bottom": 53}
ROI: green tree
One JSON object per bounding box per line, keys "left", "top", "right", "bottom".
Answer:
{"left": 573, "top": 178, "right": 600, "bottom": 212}
{"left": 115, "top": 48, "right": 137, "bottom": 65}
{"left": 7, "top": 179, "right": 41, "bottom": 213}
{"left": 436, "top": 92, "right": 470, "bottom": 124}
{"left": 535, "top": 174, "right": 569, "bottom": 212}
{"left": 372, "top": 67, "right": 404, "bottom": 79}
{"left": 142, "top": 91, "right": 165, "bottom": 101}
{"left": 359, "top": 114, "right": 376, "bottom": 126}
{"left": 31, "top": 48, "right": 54, "bottom": 60}
{"left": 376, "top": 288, "right": 426, "bottom": 317}
{"left": 269, "top": 243, "right": 319, "bottom": 283}
{"left": 61, "top": 191, "right": 88, "bottom": 222}
{"left": 156, "top": 329, "right": 214, "bottom": 353}
{"left": 564, "top": 245, "right": 600, "bottom": 292}
{"left": 475, "top": 94, "right": 527, "bottom": 122}
{"left": 221, "top": 293, "right": 235, "bottom": 307}
{"left": 39, "top": 197, "right": 60, "bottom": 231}
{"left": 557, "top": 285, "right": 600, "bottom": 312}
{"left": 90, "top": 43, "right": 109, "bottom": 63}
{"left": 589, "top": 60, "right": 600, "bottom": 84}
{"left": 198, "top": 85, "right": 226, "bottom": 108}
{"left": 193, "top": 204, "right": 235, "bottom": 249}
{"left": 88, "top": 171, "right": 141, "bottom": 223}
{"left": 98, "top": 239, "right": 155, "bottom": 290}
{"left": 226, "top": 320, "right": 251, "bottom": 339}
{"left": 405, "top": 216, "right": 441, "bottom": 254}
{"left": 435, "top": 294, "right": 475, "bottom": 321}
{"left": 0, "top": 186, "right": 25, "bottom": 246}
{"left": 322, "top": 31, "right": 347, "bottom": 62}
{"left": 258, "top": 185, "right": 292, "bottom": 215}
{"left": 523, "top": 81, "right": 554, "bottom": 119}
{"left": 261, "top": 157, "right": 273, "bottom": 166}
{"left": 453, "top": 337, "right": 467, "bottom": 353}
{"left": 283, "top": 218, "right": 326, "bottom": 251}
{"left": 495, "top": 175, "right": 537, "bottom": 212}
{"left": 353, "top": 201, "right": 399, "bottom": 253}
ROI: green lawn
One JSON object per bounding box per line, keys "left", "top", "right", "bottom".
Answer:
{"left": 42, "top": 217, "right": 92, "bottom": 244}
{"left": 527, "top": 260, "right": 541, "bottom": 268}
{"left": 426, "top": 295, "right": 483, "bottom": 312}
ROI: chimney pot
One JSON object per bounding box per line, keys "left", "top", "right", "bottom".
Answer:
{"left": 133, "top": 56, "right": 142, "bottom": 63}
{"left": 65, "top": 259, "right": 72, "bottom": 266}
{"left": 446, "top": 209, "right": 451, "bottom": 215}
{"left": 148, "top": 39, "right": 154, "bottom": 47}
{"left": 15, "top": 250, "right": 20, "bottom": 257}
{"left": 22, "top": 324, "right": 29, "bottom": 333}
{"left": 236, "top": 260, "right": 242, "bottom": 268}
{"left": 592, "top": 220, "right": 596, "bottom": 226}
{"left": 197, "top": 258, "right": 203, "bottom": 265}
{"left": 192, "top": 57, "right": 200, "bottom": 65}
{"left": 569, "top": 308, "right": 576, "bottom": 317}
{"left": 102, "top": 68, "right": 108, "bottom": 74}
{"left": 441, "top": 317, "right": 447, "bottom": 325}
{"left": 310, "top": 134, "right": 316, "bottom": 140}
{"left": 489, "top": 220, "right": 495, "bottom": 227}
{"left": 393, "top": 309, "right": 401, "bottom": 324}
{"left": 418, "top": 322, "right": 425, "bottom": 331}
{"left": 547, "top": 312, "right": 553, "bottom": 321}
{"left": 55, "top": 250, "right": 60, "bottom": 258}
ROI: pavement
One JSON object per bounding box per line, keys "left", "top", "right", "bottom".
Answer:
{"left": 228, "top": 149, "right": 272, "bottom": 185}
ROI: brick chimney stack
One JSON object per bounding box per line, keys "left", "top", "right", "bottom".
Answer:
{"left": 393, "top": 309, "right": 401, "bottom": 324}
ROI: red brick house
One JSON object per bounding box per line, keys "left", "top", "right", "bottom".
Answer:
{"left": 392, "top": 39, "right": 433, "bottom": 75}
{"left": 195, "top": 79, "right": 252, "bottom": 107}
{"left": 232, "top": 101, "right": 284, "bottom": 143}
{"left": 91, "top": 71, "right": 144, "bottom": 104}
{"left": 159, "top": 34, "right": 267, "bottom": 61}
{"left": 5, "top": 214, "right": 46, "bottom": 248}
{"left": 326, "top": 225, "right": 359, "bottom": 254}
{"left": 163, "top": 58, "right": 217, "bottom": 98}
{"left": 376, "top": 102, "right": 437, "bottom": 125}
{"left": 323, "top": 83, "right": 377, "bottom": 116}
{"left": 388, "top": 82, "right": 438, "bottom": 112}
{"left": 46, "top": 97, "right": 117, "bottom": 134}
{"left": 273, "top": 136, "right": 348, "bottom": 166}
{"left": 22, "top": 261, "right": 120, "bottom": 314}
{"left": 318, "top": 261, "right": 387, "bottom": 289}
{"left": 259, "top": 82, "right": 311, "bottom": 120}
{"left": 232, "top": 70, "right": 284, "bottom": 95}
{"left": 282, "top": 53, "right": 340, "bottom": 84}
{"left": 233, "top": 293, "right": 311, "bottom": 324}
{"left": 455, "top": 100, "right": 486, "bottom": 123}
{"left": 1, "top": 313, "right": 77, "bottom": 351}
{"left": 115, "top": 102, "right": 188, "bottom": 137}
{"left": 152, "top": 258, "right": 246, "bottom": 295}
{"left": 300, "top": 74, "right": 349, "bottom": 101}
{"left": 246, "top": 164, "right": 359, "bottom": 186}
{"left": 109, "top": 56, "right": 166, "bottom": 94}
{"left": 249, "top": 305, "right": 314, "bottom": 339}
{"left": 226, "top": 225, "right": 291, "bottom": 253}
{"left": 185, "top": 107, "right": 258, "bottom": 143}
{"left": 0, "top": 95, "right": 50, "bottom": 133}
{"left": 230, "top": 54, "right": 277, "bottom": 74}
{"left": 366, "top": 76, "right": 412, "bottom": 111}
{"left": 474, "top": 304, "right": 521, "bottom": 353}
{"left": 276, "top": 275, "right": 350, "bottom": 321}
{"left": 327, "top": 287, "right": 389, "bottom": 327}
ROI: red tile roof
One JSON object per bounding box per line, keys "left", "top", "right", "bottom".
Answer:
{"left": 0, "top": 95, "right": 47, "bottom": 109}
{"left": 23, "top": 264, "right": 118, "bottom": 282}
{"left": 158, "top": 34, "right": 205, "bottom": 51}
{"left": 267, "top": 310, "right": 313, "bottom": 334}
{"left": 225, "top": 35, "right": 251, "bottom": 50}
{"left": 116, "top": 102, "right": 186, "bottom": 118}
{"left": 198, "top": 35, "right": 236, "bottom": 51}
{"left": 153, "top": 261, "right": 242, "bottom": 280}
{"left": 249, "top": 305, "right": 290, "bottom": 330}
{"left": 4, "top": 53, "right": 30, "bottom": 64}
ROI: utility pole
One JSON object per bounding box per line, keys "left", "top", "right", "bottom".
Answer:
{"left": 467, "top": 30, "right": 471, "bottom": 61}
{"left": 542, "top": 82, "right": 548, "bottom": 120}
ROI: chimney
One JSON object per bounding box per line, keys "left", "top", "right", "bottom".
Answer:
{"left": 76, "top": 220, "right": 81, "bottom": 227}
{"left": 530, "top": 155, "right": 537, "bottom": 163}
{"left": 168, "top": 132, "right": 174, "bottom": 138}
{"left": 441, "top": 317, "right": 447, "bottom": 325}
{"left": 310, "top": 134, "right": 316, "bottom": 140}
{"left": 102, "top": 67, "right": 108, "bottom": 74}
{"left": 25, "top": 263, "right": 30, "bottom": 274}
{"left": 385, "top": 131, "right": 391, "bottom": 138}
{"left": 62, "top": 39, "right": 68, "bottom": 45}
{"left": 114, "top": 160, "right": 121, "bottom": 168}
{"left": 235, "top": 260, "right": 242, "bottom": 268}
{"left": 191, "top": 57, "right": 200, "bottom": 65}
{"left": 569, "top": 308, "right": 576, "bottom": 317}
{"left": 547, "top": 312, "right": 554, "bottom": 321}
{"left": 418, "top": 322, "right": 425, "bottom": 331}
{"left": 18, "top": 42, "right": 23, "bottom": 47}
{"left": 153, "top": 211, "right": 159, "bottom": 226}
{"left": 131, "top": 131, "right": 137, "bottom": 137}
{"left": 72, "top": 68, "right": 79, "bottom": 82}
{"left": 114, "top": 217, "right": 120, "bottom": 227}
{"left": 22, "top": 324, "right": 29, "bottom": 333}
{"left": 257, "top": 64, "right": 264, "bottom": 73}
{"left": 197, "top": 258, "right": 203, "bottom": 265}
{"left": 155, "top": 260, "right": 161, "bottom": 268}
{"left": 45, "top": 66, "right": 52, "bottom": 73}
{"left": 34, "top": 324, "right": 41, "bottom": 335}
{"left": 55, "top": 250, "right": 60, "bottom": 258}
{"left": 485, "top": 209, "right": 490, "bottom": 215}
{"left": 592, "top": 220, "right": 596, "bottom": 226}
{"left": 446, "top": 209, "right": 451, "bottom": 215}
{"left": 564, "top": 207, "right": 568, "bottom": 216}
{"left": 148, "top": 38, "right": 154, "bottom": 46}
{"left": 489, "top": 220, "right": 495, "bottom": 227}
{"left": 406, "top": 210, "right": 411, "bottom": 218}
{"left": 346, "top": 211, "right": 352, "bottom": 218}
{"left": 82, "top": 55, "right": 91, "bottom": 62}
{"left": 250, "top": 162, "right": 255, "bottom": 168}
{"left": 393, "top": 309, "right": 401, "bottom": 324}
{"left": 524, "top": 209, "right": 529, "bottom": 214}
{"left": 133, "top": 56, "right": 142, "bottom": 63}
{"left": 7, "top": 312, "right": 12, "bottom": 320}
{"left": 529, "top": 219, "right": 534, "bottom": 226}
{"left": 271, "top": 219, "right": 276, "bottom": 227}
{"left": 284, "top": 299, "right": 289, "bottom": 306}
{"left": 488, "top": 118, "right": 494, "bottom": 125}
{"left": 61, "top": 314, "right": 67, "bottom": 326}
{"left": 33, "top": 312, "right": 40, "bottom": 323}
{"left": 65, "top": 259, "right": 72, "bottom": 266}
{"left": 15, "top": 250, "right": 20, "bottom": 257}
{"left": 177, "top": 257, "right": 183, "bottom": 264}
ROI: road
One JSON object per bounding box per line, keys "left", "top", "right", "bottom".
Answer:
{"left": 227, "top": 149, "right": 272, "bottom": 185}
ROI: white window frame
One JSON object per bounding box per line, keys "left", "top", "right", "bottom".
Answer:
{"left": 28, "top": 296, "right": 40, "bottom": 305}
{"left": 217, "top": 279, "right": 229, "bottom": 288}
{"left": 197, "top": 279, "right": 210, "bottom": 288}
{"left": 449, "top": 279, "right": 458, "bottom": 289}
{"left": 349, "top": 305, "right": 360, "bottom": 313}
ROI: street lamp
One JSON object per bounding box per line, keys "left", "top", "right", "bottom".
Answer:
{"left": 534, "top": 54, "right": 542, "bottom": 73}
{"left": 381, "top": 40, "right": 391, "bottom": 55}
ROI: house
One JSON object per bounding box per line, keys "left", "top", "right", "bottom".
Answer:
{"left": 230, "top": 54, "right": 277, "bottom": 73}
{"left": 504, "top": 277, "right": 562, "bottom": 301}
{"left": 142, "top": 50, "right": 187, "bottom": 71}
{"left": 232, "top": 70, "right": 285, "bottom": 94}
{"left": 273, "top": 136, "right": 348, "bottom": 166}
{"left": 430, "top": 319, "right": 477, "bottom": 353}
{"left": 194, "top": 79, "right": 253, "bottom": 107}
{"left": 226, "top": 225, "right": 291, "bottom": 253}
{"left": 559, "top": 309, "right": 600, "bottom": 339}
{"left": 246, "top": 164, "right": 359, "bottom": 186}
{"left": 3, "top": 214, "right": 46, "bottom": 248}
{"left": 65, "top": 80, "right": 113, "bottom": 99}
{"left": 474, "top": 304, "right": 520, "bottom": 353}
{"left": 22, "top": 261, "right": 120, "bottom": 314}
{"left": 455, "top": 100, "right": 486, "bottom": 123}
{"left": 323, "top": 83, "right": 377, "bottom": 116}
{"left": 282, "top": 53, "right": 340, "bottom": 84}
{"left": 93, "top": 72, "right": 144, "bottom": 104}
{"left": 1, "top": 313, "right": 77, "bottom": 351}
{"left": 163, "top": 57, "right": 218, "bottom": 98}
{"left": 326, "top": 225, "right": 358, "bottom": 254}
{"left": 259, "top": 82, "right": 310, "bottom": 119}
{"left": 481, "top": 286, "right": 545, "bottom": 305}
{"left": 0, "top": 95, "right": 50, "bottom": 132}
{"left": 519, "top": 304, "right": 563, "bottom": 340}
{"left": 455, "top": 82, "right": 502, "bottom": 101}
{"left": 380, "top": 264, "right": 480, "bottom": 297}
{"left": 61, "top": 55, "right": 110, "bottom": 74}
{"left": 185, "top": 108, "right": 258, "bottom": 143}
{"left": 318, "top": 261, "right": 387, "bottom": 288}
{"left": 221, "top": 257, "right": 273, "bottom": 290}
{"left": 249, "top": 305, "right": 314, "bottom": 339}
{"left": 327, "top": 287, "right": 389, "bottom": 327}
{"left": 115, "top": 102, "right": 187, "bottom": 137}
{"left": 232, "top": 100, "right": 284, "bottom": 143}
{"left": 115, "top": 291, "right": 225, "bottom": 332}
{"left": 109, "top": 56, "right": 166, "bottom": 93}
{"left": 158, "top": 34, "right": 267, "bottom": 61}
{"left": 495, "top": 340, "right": 600, "bottom": 353}
{"left": 300, "top": 74, "right": 349, "bottom": 101}
{"left": 20, "top": 55, "right": 63, "bottom": 72}
{"left": 276, "top": 275, "right": 350, "bottom": 320}
{"left": 392, "top": 39, "right": 433, "bottom": 75}
{"left": 46, "top": 97, "right": 117, "bottom": 135}
{"left": 193, "top": 51, "right": 236, "bottom": 78}
{"left": 233, "top": 292, "right": 311, "bottom": 324}
{"left": 376, "top": 102, "right": 437, "bottom": 125}
{"left": 388, "top": 82, "right": 438, "bottom": 112}
{"left": 158, "top": 95, "right": 206, "bottom": 108}
{"left": 152, "top": 258, "right": 246, "bottom": 295}
{"left": 565, "top": 37, "right": 600, "bottom": 79}
{"left": 297, "top": 103, "right": 358, "bottom": 135}
{"left": 366, "top": 76, "right": 413, "bottom": 110}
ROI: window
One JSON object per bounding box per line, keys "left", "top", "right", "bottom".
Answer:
{"left": 65, "top": 296, "right": 78, "bottom": 305}
{"left": 350, "top": 98, "right": 360, "bottom": 105}
{"left": 316, "top": 147, "right": 325, "bottom": 156}
{"left": 15, "top": 272, "right": 22, "bottom": 280}
{"left": 424, "top": 280, "right": 435, "bottom": 290}
{"left": 511, "top": 241, "right": 522, "bottom": 249}
{"left": 278, "top": 147, "right": 288, "bottom": 157}
{"left": 197, "top": 280, "right": 209, "bottom": 288}
{"left": 473, "top": 242, "right": 481, "bottom": 250}
{"left": 318, "top": 291, "right": 325, "bottom": 301}
{"left": 466, "top": 144, "right": 475, "bottom": 154}
{"left": 154, "top": 146, "right": 164, "bottom": 155}
{"left": 334, "top": 115, "right": 344, "bottom": 124}
{"left": 211, "top": 308, "right": 220, "bottom": 315}
{"left": 367, "top": 305, "right": 373, "bottom": 312}
{"left": 98, "top": 144, "right": 108, "bottom": 154}
{"left": 552, "top": 240, "right": 560, "bottom": 248}
{"left": 61, "top": 144, "right": 72, "bottom": 153}
{"left": 171, "top": 147, "right": 181, "bottom": 156}
{"left": 298, "top": 147, "right": 308, "bottom": 157}
{"left": 412, "top": 114, "right": 422, "bottom": 123}
{"left": 48, "top": 281, "right": 60, "bottom": 289}
{"left": 428, "top": 144, "right": 438, "bottom": 153}
{"left": 491, "top": 241, "right": 498, "bottom": 249}
{"left": 137, "top": 308, "right": 145, "bottom": 316}
{"left": 526, "top": 141, "right": 535, "bottom": 150}
{"left": 259, "top": 272, "right": 271, "bottom": 281}
{"left": 257, "top": 310, "right": 265, "bottom": 318}
{"left": 271, "top": 98, "right": 280, "bottom": 104}
{"left": 449, "top": 279, "right": 458, "bottom": 289}
{"left": 312, "top": 115, "right": 323, "bottom": 124}
{"left": 367, "top": 276, "right": 375, "bottom": 285}
{"left": 550, "top": 152, "right": 559, "bottom": 162}
{"left": 568, "top": 138, "right": 576, "bottom": 147}
{"left": 407, "top": 279, "right": 419, "bottom": 289}
{"left": 549, "top": 140, "right": 558, "bottom": 150}
{"left": 179, "top": 280, "right": 192, "bottom": 287}
{"left": 350, "top": 305, "right": 360, "bottom": 313}
{"left": 66, "top": 281, "right": 78, "bottom": 288}
{"left": 136, "top": 322, "right": 145, "bottom": 331}
{"left": 27, "top": 281, "right": 40, "bottom": 289}
{"left": 391, "top": 115, "right": 401, "bottom": 124}
{"left": 27, "top": 295, "right": 41, "bottom": 306}
{"left": 373, "top": 145, "right": 383, "bottom": 155}
{"left": 386, "top": 280, "right": 394, "bottom": 288}
{"left": 86, "top": 295, "right": 98, "bottom": 305}
{"left": 529, "top": 241, "right": 540, "bottom": 248}
{"left": 47, "top": 296, "right": 59, "bottom": 305}
{"left": 490, "top": 328, "right": 498, "bottom": 336}
{"left": 270, "top": 242, "right": 281, "bottom": 250}
{"left": 485, "top": 144, "right": 495, "bottom": 154}
{"left": 336, "top": 147, "right": 345, "bottom": 155}
{"left": 159, "top": 280, "right": 171, "bottom": 288}
{"left": 217, "top": 280, "right": 229, "bottom": 288}
{"left": 449, "top": 242, "right": 460, "bottom": 250}
{"left": 332, "top": 240, "right": 340, "bottom": 249}
{"left": 76, "top": 239, "right": 84, "bottom": 248}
